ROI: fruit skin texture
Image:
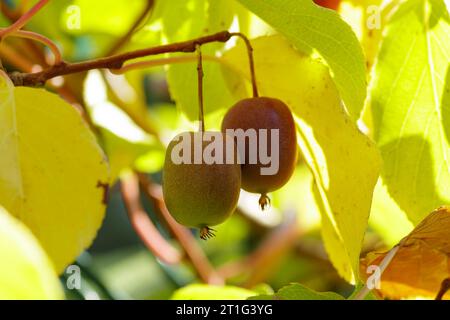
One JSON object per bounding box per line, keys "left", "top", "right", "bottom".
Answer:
{"left": 314, "top": 0, "right": 341, "bottom": 10}
{"left": 221, "top": 97, "right": 297, "bottom": 194}
{"left": 163, "top": 132, "right": 241, "bottom": 228}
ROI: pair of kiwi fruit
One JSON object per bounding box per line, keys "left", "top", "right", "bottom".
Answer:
{"left": 162, "top": 42, "right": 297, "bottom": 239}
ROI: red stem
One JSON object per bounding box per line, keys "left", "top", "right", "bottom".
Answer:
{"left": 120, "top": 174, "right": 182, "bottom": 265}
{"left": 0, "top": 0, "right": 49, "bottom": 38}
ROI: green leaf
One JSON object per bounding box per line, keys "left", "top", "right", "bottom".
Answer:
{"left": 0, "top": 72, "right": 110, "bottom": 273}
{"left": 237, "top": 0, "right": 367, "bottom": 119}
{"left": 0, "top": 206, "right": 63, "bottom": 300}
{"left": 371, "top": 0, "right": 450, "bottom": 224}
{"left": 61, "top": 0, "right": 147, "bottom": 36}
{"left": 171, "top": 284, "right": 257, "bottom": 300}
{"left": 223, "top": 35, "right": 381, "bottom": 283}
{"left": 249, "top": 283, "right": 344, "bottom": 300}
{"left": 369, "top": 179, "right": 414, "bottom": 247}
{"left": 162, "top": 0, "right": 245, "bottom": 120}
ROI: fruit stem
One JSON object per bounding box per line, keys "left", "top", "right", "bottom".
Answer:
{"left": 230, "top": 32, "right": 259, "bottom": 98}
{"left": 196, "top": 44, "right": 205, "bottom": 132}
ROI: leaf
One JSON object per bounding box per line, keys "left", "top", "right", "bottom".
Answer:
{"left": 371, "top": 0, "right": 450, "bottom": 224}
{"left": 249, "top": 283, "right": 344, "bottom": 300}
{"left": 171, "top": 284, "right": 256, "bottom": 300}
{"left": 361, "top": 206, "right": 450, "bottom": 300}
{"left": 61, "top": 0, "right": 147, "bottom": 36}
{"left": 222, "top": 35, "right": 381, "bottom": 283}
{"left": 0, "top": 72, "right": 110, "bottom": 273}
{"left": 162, "top": 0, "right": 245, "bottom": 120}
{"left": 0, "top": 206, "right": 63, "bottom": 300}
{"left": 84, "top": 70, "right": 164, "bottom": 181}
{"left": 369, "top": 179, "right": 414, "bottom": 247}
{"left": 237, "top": 0, "right": 367, "bottom": 119}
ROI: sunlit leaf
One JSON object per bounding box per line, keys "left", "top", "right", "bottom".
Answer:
{"left": 237, "top": 0, "right": 367, "bottom": 119}
{"left": 84, "top": 70, "right": 164, "bottom": 181}
{"left": 61, "top": 0, "right": 147, "bottom": 36}
{"left": 222, "top": 35, "right": 381, "bottom": 283}
{"left": 371, "top": 0, "right": 450, "bottom": 224}
{"left": 369, "top": 179, "right": 414, "bottom": 247}
{"left": 171, "top": 284, "right": 256, "bottom": 300}
{"left": 361, "top": 206, "right": 450, "bottom": 300}
{"left": 0, "top": 206, "right": 63, "bottom": 299}
{"left": 0, "top": 72, "right": 110, "bottom": 273}
{"left": 249, "top": 283, "right": 345, "bottom": 300}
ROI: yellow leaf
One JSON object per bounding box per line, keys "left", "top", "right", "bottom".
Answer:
{"left": 0, "top": 72, "right": 109, "bottom": 273}
{"left": 222, "top": 35, "right": 381, "bottom": 282}
{"left": 361, "top": 206, "right": 450, "bottom": 299}
{"left": 0, "top": 206, "right": 63, "bottom": 299}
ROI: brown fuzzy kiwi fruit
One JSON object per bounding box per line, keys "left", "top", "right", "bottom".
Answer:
{"left": 163, "top": 131, "right": 241, "bottom": 239}
{"left": 314, "top": 0, "right": 341, "bottom": 10}
{"left": 221, "top": 97, "right": 297, "bottom": 209}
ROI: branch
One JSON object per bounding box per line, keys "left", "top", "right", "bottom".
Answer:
{"left": 8, "top": 31, "right": 233, "bottom": 86}
{"left": 120, "top": 173, "right": 182, "bottom": 265}
{"left": 137, "top": 173, "right": 224, "bottom": 285}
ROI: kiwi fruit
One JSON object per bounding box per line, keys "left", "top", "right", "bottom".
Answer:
{"left": 221, "top": 97, "right": 297, "bottom": 209}
{"left": 163, "top": 131, "right": 241, "bottom": 239}
{"left": 314, "top": 0, "right": 341, "bottom": 10}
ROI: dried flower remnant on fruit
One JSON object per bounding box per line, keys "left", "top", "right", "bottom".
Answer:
{"left": 200, "top": 226, "right": 216, "bottom": 241}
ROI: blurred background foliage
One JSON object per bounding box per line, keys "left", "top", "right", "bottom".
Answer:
{"left": 0, "top": 0, "right": 423, "bottom": 300}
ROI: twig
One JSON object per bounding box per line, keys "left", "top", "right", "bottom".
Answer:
{"left": 120, "top": 174, "right": 182, "bottom": 265}
{"left": 8, "top": 31, "right": 233, "bottom": 86}
{"left": 0, "top": 0, "right": 49, "bottom": 38}
{"left": 435, "top": 278, "right": 450, "bottom": 300}
{"left": 0, "top": 3, "right": 96, "bottom": 129}
{"left": 110, "top": 54, "right": 221, "bottom": 74}
{"left": 5, "top": 30, "right": 62, "bottom": 64}
{"left": 106, "top": 0, "right": 155, "bottom": 56}
{"left": 137, "top": 173, "right": 224, "bottom": 285}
